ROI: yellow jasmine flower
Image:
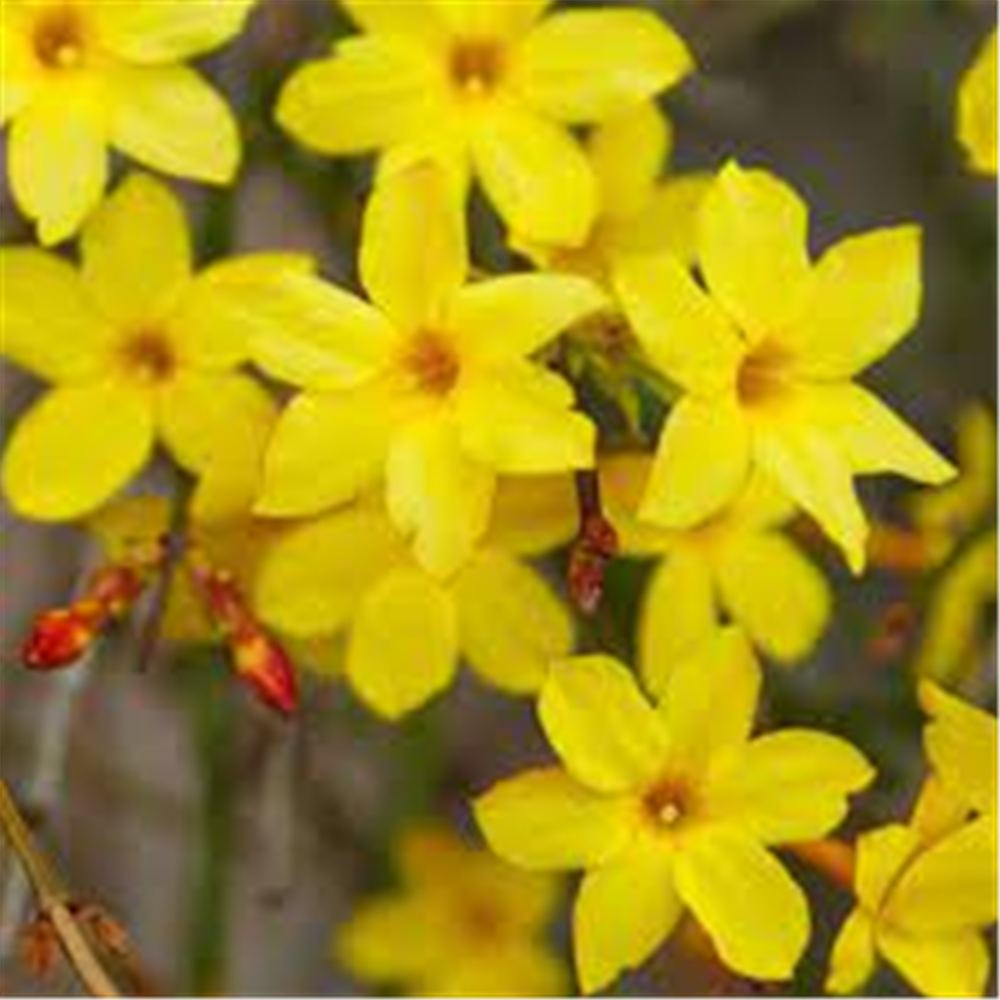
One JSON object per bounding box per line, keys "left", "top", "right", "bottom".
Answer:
{"left": 514, "top": 100, "right": 712, "bottom": 283}
{"left": 613, "top": 160, "right": 956, "bottom": 572}
{"left": 957, "top": 29, "right": 997, "bottom": 176}
{"left": 276, "top": 0, "right": 693, "bottom": 245}
{"left": 601, "top": 455, "right": 830, "bottom": 691}
{"left": 336, "top": 825, "right": 566, "bottom": 996}
{"left": 826, "top": 811, "right": 996, "bottom": 997}
{"left": 1, "top": 0, "right": 256, "bottom": 244}
{"left": 920, "top": 682, "right": 997, "bottom": 820}
{"left": 253, "top": 478, "right": 576, "bottom": 720}
{"left": 475, "top": 628, "right": 874, "bottom": 992}
{"left": 253, "top": 161, "right": 605, "bottom": 578}
{"left": 0, "top": 172, "right": 321, "bottom": 522}
{"left": 913, "top": 530, "right": 997, "bottom": 684}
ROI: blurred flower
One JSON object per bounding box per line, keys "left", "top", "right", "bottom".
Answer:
{"left": 614, "top": 160, "right": 955, "bottom": 572}
{"left": 254, "top": 161, "right": 603, "bottom": 577}
{"left": 336, "top": 825, "right": 566, "bottom": 996}
{"left": 475, "top": 629, "right": 873, "bottom": 992}
{"left": 957, "top": 28, "right": 997, "bottom": 176}
{"left": 277, "top": 0, "right": 693, "bottom": 245}
{"left": 0, "top": 0, "right": 256, "bottom": 244}
{"left": 513, "top": 101, "right": 711, "bottom": 283}
{"left": 254, "top": 477, "right": 576, "bottom": 720}
{"left": 601, "top": 455, "right": 830, "bottom": 691}
{"left": 0, "top": 172, "right": 324, "bottom": 522}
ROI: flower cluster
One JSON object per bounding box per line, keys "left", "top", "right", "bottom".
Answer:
{"left": 0, "top": 2, "right": 994, "bottom": 997}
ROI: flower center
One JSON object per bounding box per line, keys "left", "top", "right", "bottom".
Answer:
{"left": 118, "top": 330, "right": 177, "bottom": 385}
{"left": 461, "top": 899, "right": 505, "bottom": 944}
{"left": 737, "top": 340, "right": 795, "bottom": 407}
{"left": 402, "top": 331, "right": 461, "bottom": 396}
{"left": 32, "top": 4, "right": 88, "bottom": 70}
{"left": 449, "top": 38, "right": 506, "bottom": 96}
{"left": 643, "top": 776, "right": 695, "bottom": 831}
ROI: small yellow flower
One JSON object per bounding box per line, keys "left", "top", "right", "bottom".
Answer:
{"left": 920, "top": 681, "right": 997, "bottom": 820}
{"left": 0, "top": 172, "right": 320, "bottom": 522}
{"left": 1, "top": 0, "right": 255, "bottom": 244}
{"left": 253, "top": 161, "right": 605, "bottom": 577}
{"left": 826, "top": 811, "right": 996, "bottom": 998}
{"left": 336, "top": 825, "right": 566, "bottom": 996}
{"left": 514, "top": 101, "right": 711, "bottom": 283}
{"left": 601, "top": 455, "right": 830, "bottom": 691}
{"left": 253, "top": 477, "right": 576, "bottom": 720}
{"left": 613, "top": 160, "right": 956, "bottom": 572}
{"left": 475, "top": 629, "right": 873, "bottom": 992}
{"left": 957, "top": 28, "right": 997, "bottom": 176}
{"left": 277, "top": 0, "right": 693, "bottom": 244}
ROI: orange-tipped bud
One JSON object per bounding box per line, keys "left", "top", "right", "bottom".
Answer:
{"left": 186, "top": 550, "right": 299, "bottom": 716}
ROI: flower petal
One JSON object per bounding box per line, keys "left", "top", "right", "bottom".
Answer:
{"left": 361, "top": 159, "right": 467, "bottom": 329}
{"left": 387, "top": 413, "right": 495, "bottom": 578}
{"left": 698, "top": 162, "right": 813, "bottom": 342}
{"left": 81, "top": 173, "right": 191, "bottom": 327}
{"left": 449, "top": 273, "right": 605, "bottom": 362}
{"left": 347, "top": 567, "right": 459, "bottom": 719}
{"left": 8, "top": 94, "right": 108, "bottom": 245}
{"left": 539, "top": 655, "right": 669, "bottom": 793}
{"left": 512, "top": 9, "right": 692, "bottom": 123}
{"left": 675, "top": 828, "right": 810, "bottom": 981}
{"left": 484, "top": 475, "right": 577, "bottom": 556}
{"left": 255, "top": 388, "right": 392, "bottom": 517}
{"left": 716, "top": 533, "right": 831, "bottom": 665}
{"left": 474, "top": 766, "right": 637, "bottom": 871}
{"left": 795, "top": 226, "right": 922, "bottom": 378}
{"left": 854, "top": 824, "right": 922, "bottom": 911}
{"left": 878, "top": 926, "right": 990, "bottom": 1000}
{"left": 612, "top": 251, "right": 743, "bottom": 394}
{"left": 106, "top": 65, "right": 239, "bottom": 184}
{"left": 254, "top": 507, "right": 401, "bottom": 638}
{"left": 93, "top": 0, "right": 256, "bottom": 62}
{"left": 825, "top": 910, "right": 877, "bottom": 996}
{"left": 639, "top": 552, "right": 718, "bottom": 699}
{"left": 703, "top": 730, "right": 874, "bottom": 844}
{"left": 574, "top": 839, "right": 682, "bottom": 994}
{"left": 277, "top": 37, "right": 445, "bottom": 156}
{"left": 455, "top": 550, "right": 573, "bottom": 695}
{"left": 457, "top": 365, "right": 595, "bottom": 474}
{"left": 3, "top": 383, "right": 154, "bottom": 520}
{"left": 0, "top": 248, "right": 112, "bottom": 382}
{"left": 471, "top": 103, "right": 596, "bottom": 246}
{"left": 340, "top": 0, "right": 450, "bottom": 42}
{"left": 957, "top": 30, "right": 997, "bottom": 175}
{"left": 0, "top": 14, "right": 39, "bottom": 126}
{"left": 640, "top": 395, "right": 751, "bottom": 528}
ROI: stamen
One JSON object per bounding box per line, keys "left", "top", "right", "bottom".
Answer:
{"left": 402, "top": 331, "right": 461, "bottom": 396}
{"left": 450, "top": 39, "right": 506, "bottom": 95}
{"left": 33, "top": 5, "right": 87, "bottom": 70}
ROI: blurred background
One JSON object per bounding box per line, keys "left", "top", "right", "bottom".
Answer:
{"left": 0, "top": 0, "right": 996, "bottom": 995}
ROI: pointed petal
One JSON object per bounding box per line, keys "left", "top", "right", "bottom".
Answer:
{"left": 3, "top": 383, "right": 154, "bottom": 520}
{"left": 347, "top": 568, "right": 458, "bottom": 719}
{"left": 81, "top": 173, "right": 191, "bottom": 327}
{"left": 455, "top": 550, "right": 573, "bottom": 695}
{"left": 675, "top": 828, "right": 810, "bottom": 981}
{"left": 825, "top": 910, "right": 877, "bottom": 995}
{"left": 474, "top": 766, "right": 637, "bottom": 871}
{"left": 574, "top": 840, "right": 682, "bottom": 994}
{"left": 879, "top": 927, "right": 990, "bottom": 1000}
{"left": 539, "top": 655, "right": 669, "bottom": 793}
{"left": 512, "top": 9, "right": 692, "bottom": 123}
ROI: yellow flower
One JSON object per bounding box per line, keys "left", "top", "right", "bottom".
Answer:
{"left": 957, "top": 29, "right": 997, "bottom": 176}
{"left": 826, "top": 812, "right": 996, "bottom": 997}
{"left": 613, "top": 160, "right": 956, "bottom": 572}
{"left": 0, "top": 172, "right": 320, "bottom": 522}
{"left": 913, "top": 530, "right": 997, "bottom": 684}
{"left": 475, "top": 628, "right": 874, "bottom": 992}
{"left": 336, "top": 825, "right": 566, "bottom": 996}
{"left": 1, "top": 0, "right": 255, "bottom": 244}
{"left": 276, "top": 0, "right": 693, "bottom": 245}
{"left": 920, "top": 682, "right": 997, "bottom": 820}
{"left": 514, "top": 101, "right": 711, "bottom": 283}
{"left": 253, "top": 477, "right": 576, "bottom": 720}
{"left": 253, "top": 161, "right": 604, "bottom": 578}
{"left": 601, "top": 455, "right": 830, "bottom": 691}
